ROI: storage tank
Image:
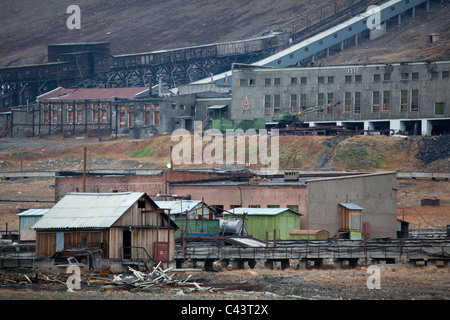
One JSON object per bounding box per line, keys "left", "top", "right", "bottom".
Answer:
{"left": 219, "top": 219, "right": 246, "bottom": 236}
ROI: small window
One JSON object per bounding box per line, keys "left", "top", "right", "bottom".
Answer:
{"left": 290, "top": 77, "right": 298, "bottom": 85}
{"left": 345, "top": 75, "right": 352, "bottom": 83}
{"left": 328, "top": 76, "right": 334, "bottom": 84}
{"left": 384, "top": 74, "right": 391, "bottom": 81}
{"left": 300, "top": 77, "right": 307, "bottom": 84}
{"left": 355, "top": 75, "right": 362, "bottom": 83}
{"left": 431, "top": 71, "right": 438, "bottom": 79}
{"left": 435, "top": 102, "right": 444, "bottom": 115}
{"left": 442, "top": 71, "right": 449, "bottom": 78}
{"left": 239, "top": 79, "right": 247, "bottom": 86}
{"left": 249, "top": 79, "right": 256, "bottom": 86}
{"left": 412, "top": 72, "right": 419, "bottom": 80}
{"left": 274, "top": 78, "right": 281, "bottom": 85}
{"left": 318, "top": 76, "right": 324, "bottom": 84}
{"left": 401, "top": 73, "right": 409, "bottom": 80}
{"left": 138, "top": 200, "right": 146, "bottom": 209}
{"left": 265, "top": 78, "right": 271, "bottom": 86}
{"left": 373, "top": 74, "right": 380, "bottom": 82}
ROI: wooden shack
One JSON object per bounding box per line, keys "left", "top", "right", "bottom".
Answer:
{"left": 32, "top": 192, "right": 178, "bottom": 270}
{"left": 17, "top": 208, "right": 49, "bottom": 242}
{"left": 223, "top": 208, "right": 302, "bottom": 240}
{"left": 338, "top": 203, "right": 364, "bottom": 240}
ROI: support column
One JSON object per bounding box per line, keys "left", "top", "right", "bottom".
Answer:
{"left": 412, "top": 6, "right": 416, "bottom": 18}
{"left": 231, "top": 259, "right": 245, "bottom": 270}
{"left": 334, "top": 259, "right": 344, "bottom": 269}
{"left": 340, "top": 40, "right": 344, "bottom": 51}
{"left": 265, "top": 260, "right": 274, "bottom": 269}
{"left": 426, "top": 0, "right": 430, "bottom": 12}
{"left": 298, "top": 259, "right": 309, "bottom": 269}
{"left": 280, "top": 260, "right": 290, "bottom": 270}
{"left": 398, "top": 13, "right": 402, "bottom": 25}
{"left": 421, "top": 119, "right": 432, "bottom": 136}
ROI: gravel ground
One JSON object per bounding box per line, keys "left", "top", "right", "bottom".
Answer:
{"left": 1, "top": 263, "right": 448, "bottom": 301}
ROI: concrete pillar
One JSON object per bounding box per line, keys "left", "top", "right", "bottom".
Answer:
{"left": 334, "top": 259, "right": 344, "bottom": 269}
{"left": 421, "top": 119, "right": 432, "bottom": 136}
{"left": 426, "top": 0, "right": 430, "bottom": 12}
{"left": 326, "top": 47, "right": 330, "bottom": 57}
{"left": 265, "top": 260, "right": 274, "bottom": 269}
{"left": 281, "top": 260, "right": 290, "bottom": 270}
{"left": 231, "top": 259, "right": 244, "bottom": 270}
{"left": 204, "top": 259, "right": 214, "bottom": 271}
{"left": 220, "top": 259, "right": 230, "bottom": 268}
{"left": 390, "top": 120, "right": 405, "bottom": 134}
{"left": 298, "top": 259, "right": 309, "bottom": 269}
{"left": 355, "top": 33, "right": 359, "bottom": 46}
{"left": 340, "top": 40, "right": 344, "bottom": 51}
{"left": 363, "top": 121, "right": 371, "bottom": 131}
{"left": 412, "top": 6, "right": 416, "bottom": 18}
{"left": 314, "top": 259, "right": 323, "bottom": 268}
{"left": 349, "top": 258, "right": 359, "bottom": 268}
{"left": 398, "top": 13, "right": 402, "bottom": 25}
{"left": 426, "top": 260, "right": 437, "bottom": 267}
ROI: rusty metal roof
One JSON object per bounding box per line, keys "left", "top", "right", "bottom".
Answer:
{"left": 37, "top": 87, "right": 149, "bottom": 101}
{"left": 339, "top": 203, "right": 364, "bottom": 210}
{"left": 31, "top": 192, "right": 147, "bottom": 230}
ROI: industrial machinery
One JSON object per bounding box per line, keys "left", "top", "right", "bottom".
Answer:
{"left": 272, "top": 100, "right": 340, "bottom": 128}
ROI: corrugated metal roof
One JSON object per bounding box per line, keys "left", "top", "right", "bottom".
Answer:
{"left": 38, "top": 87, "right": 149, "bottom": 101}
{"left": 155, "top": 200, "right": 202, "bottom": 214}
{"left": 32, "top": 192, "right": 146, "bottom": 230}
{"left": 224, "top": 208, "right": 302, "bottom": 216}
{"left": 17, "top": 208, "right": 50, "bottom": 216}
{"left": 339, "top": 203, "right": 364, "bottom": 210}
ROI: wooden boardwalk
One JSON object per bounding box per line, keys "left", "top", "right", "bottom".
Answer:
{"left": 175, "top": 239, "right": 450, "bottom": 269}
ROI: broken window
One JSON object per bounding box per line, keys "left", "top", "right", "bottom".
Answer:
{"left": 273, "top": 94, "right": 281, "bottom": 115}
{"left": 67, "top": 105, "right": 73, "bottom": 124}
{"left": 372, "top": 91, "right": 380, "bottom": 112}
{"left": 128, "top": 105, "right": 134, "bottom": 128}
{"left": 264, "top": 95, "right": 271, "bottom": 115}
{"left": 154, "top": 104, "right": 160, "bottom": 127}
{"left": 290, "top": 94, "right": 297, "bottom": 113}
{"left": 400, "top": 90, "right": 408, "bottom": 111}
{"left": 344, "top": 92, "right": 352, "bottom": 113}
{"left": 411, "top": 90, "right": 419, "bottom": 111}
{"left": 383, "top": 91, "right": 390, "bottom": 112}
{"left": 144, "top": 105, "right": 151, "bottom": 126}
{"left": 354, "top": 92, "right": 361, "bottom": 113}
{"left": 76, "top": 104, "right": 83, "bottom": 124}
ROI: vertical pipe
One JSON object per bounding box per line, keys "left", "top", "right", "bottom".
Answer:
{"left": 167, "top": 209, "right": 170, "bottom": 269}
{"left": 82, "top": 147, "right": 87, "bottom": 192}
{"left": 201, "top": 197, "right": 204, "bottom": 233}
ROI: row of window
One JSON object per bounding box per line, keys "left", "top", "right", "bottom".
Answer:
{"left": 263, "top": 90, "right": 445, "bottom": 115}
{"left": 239, "top": 70, "right": 449, "bottom": 87}
{"left": 41, "top": 104, "right": 161, "bottom": 127}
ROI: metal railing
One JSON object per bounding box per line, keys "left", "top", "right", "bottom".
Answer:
{"left": 121, "top": 246, "right": 154, "bottom": 272}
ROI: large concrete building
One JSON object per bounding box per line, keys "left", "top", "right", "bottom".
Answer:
{"left": 169, "top": 171, "right": 398, "bottom": 239}
{"left": 230, "top": 61, "right": 450, "bottom": 135}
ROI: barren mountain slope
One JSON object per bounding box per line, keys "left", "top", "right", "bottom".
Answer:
{"left": 0, "top": 0, "right": 352, "bottom": 67}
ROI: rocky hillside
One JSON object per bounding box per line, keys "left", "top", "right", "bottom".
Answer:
{"left": 0, "top": 134, "right": 449, "bottom": 173}
{"left": 1, "top": 0, "right": 449, "bottom": 68}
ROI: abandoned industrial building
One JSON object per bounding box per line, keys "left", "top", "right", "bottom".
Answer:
{"left": 229, "top": 61, "right": 450, "bottom": 135}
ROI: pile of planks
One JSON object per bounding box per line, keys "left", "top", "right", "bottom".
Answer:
{"left": 106, "top": 262, "right": 208, "bottom": 292}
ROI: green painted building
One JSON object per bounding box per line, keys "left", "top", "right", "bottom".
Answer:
{"left": 223, "top": 208, "right": 302, "bottom": 240}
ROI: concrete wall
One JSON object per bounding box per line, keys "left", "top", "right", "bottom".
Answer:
{"left": 306, "top": 172, "right": 397, "bottom": 238}
{"left": 170, "top": 183, "right": 309, "bottom": 213}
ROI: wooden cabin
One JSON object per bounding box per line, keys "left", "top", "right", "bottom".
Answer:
{"left": 32, "top": 192, "right": 178, "bottom": 270}
{"left": 338, "top": 203, "right": 364, "bottom": 240}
